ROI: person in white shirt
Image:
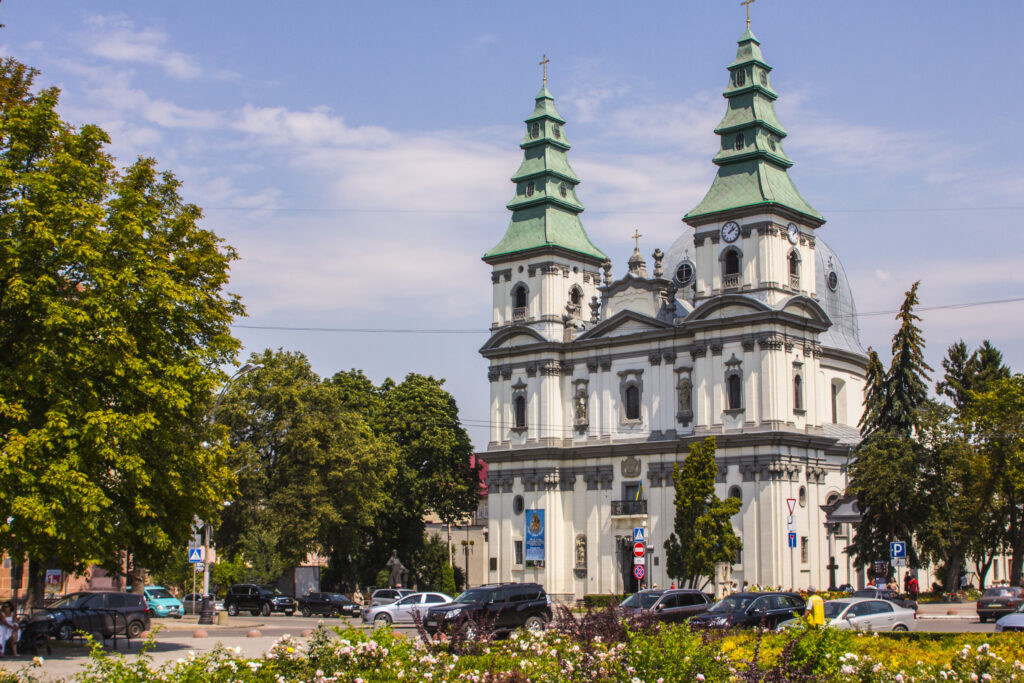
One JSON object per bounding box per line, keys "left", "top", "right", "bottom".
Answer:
{"left": 0, "top": 602, "right": 18, "bottom": 656}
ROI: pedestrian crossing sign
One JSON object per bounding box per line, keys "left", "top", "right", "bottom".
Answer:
{"left": 633, "top": 527, "right": 645, "bottom": 543}
{"left": 188, "top": 547, "right": 203, "bottom": 563}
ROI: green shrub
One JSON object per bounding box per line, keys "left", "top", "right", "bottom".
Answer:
{"left": 583, "top": 593, "right": 624, "bottom": 608}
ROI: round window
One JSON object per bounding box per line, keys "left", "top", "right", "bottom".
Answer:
{"left": 827, "top": 271, "right": 839, "bottom": 292}
{"left": 675, "top": 261, "right": 695, "bottom": 286}
{"left": 512, "top": 495, "right": 525, "bottom": 515}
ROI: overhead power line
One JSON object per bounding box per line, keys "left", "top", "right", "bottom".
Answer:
{"left": 233, "top": 295, "right": 1024, "bottom": 334}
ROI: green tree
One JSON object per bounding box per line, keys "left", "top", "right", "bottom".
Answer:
{"left": 664, "top": 438, "right": 741, "bottom": 589}
{"left": 859, "top": 347, "right": 886, "bottom": 436}
{"left": 881, "top": 281, "right": 932, "bottom": 436}
{"left": 0, "top": 58, "right": 242, "bottom": 602}
{"left": 215, "top": 350, "right": 398, "bottom": 583}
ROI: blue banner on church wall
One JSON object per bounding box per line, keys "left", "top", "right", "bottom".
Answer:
{"left": 525, "top": 509, "right": 545, "bottom": 563}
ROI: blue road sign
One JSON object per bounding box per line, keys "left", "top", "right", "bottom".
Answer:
{"left": 188, "top": 547, "right": 203, "bottom": 563}
{"left": 633, "top": 564, "right": 645, "bottom": 581}
{"left": 890, "top": 541, "right": 907, "bottom": 559}
{"left": 633, "top": 527, "right": 645, "bottom": 543}
{"left": 787, "top": 532, "right": 797, "bottom": 549}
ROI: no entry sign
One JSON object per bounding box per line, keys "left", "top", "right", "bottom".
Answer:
{"left": 633, "top": 542, "right": 645, "bottom": 557}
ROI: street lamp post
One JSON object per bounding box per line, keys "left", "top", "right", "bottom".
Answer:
{"left": 198, "top": 362, "right": 262, "bottom": 626}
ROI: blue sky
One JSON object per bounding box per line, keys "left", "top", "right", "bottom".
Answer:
{"left": 6, "top": 1, "right": 1022, "bottom": 448}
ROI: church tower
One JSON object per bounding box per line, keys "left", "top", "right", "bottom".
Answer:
{"left": 685, "top": 28, "right": 823, "bottom": 306}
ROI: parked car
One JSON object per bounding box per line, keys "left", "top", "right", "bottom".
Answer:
{"left": 424, "top": 583, "right": 551, "bottom": 637}
{"left": 223, "top": 584, "right": 296, "bottom": 616}
{"left": 977, "top": 586, "right": 1024, "bottom": 622}
{"left": 995, "top": 604, "right": 1024, "bottom": 632}
{"left": 362, "top": 592, "right": 453, "bottom": 626}
{"left": 619, "top": 589, "right": 711, "bottom": 622}
{"left": 369, "top": 588, "right": 416, "bottom": 607}
{"left": 142, "top": 586, "right": 183, "bottom": 619}
{"left": 25, "top": 591, "right": 151, "bottom": 640}
{"left": 297, "top": 592, "right": 359, "bottom": 618}
{"left": 779, "top": 598, "right": 915, "bottom": 632}
{"left": 850, "top": 588, "right": 918, "bottom": 612}
{"left": 181, "top": 593, "right": 223, "bottom": 615}
{"left": 690, "top": 592, "right": 805, "bottom": 629}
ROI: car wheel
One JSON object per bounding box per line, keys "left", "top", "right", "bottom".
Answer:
{"left": 57, "top": 622, "right": 74, "bottom": 641}
{"left": 892, "top": 624, "right": 909, "bottom": 632}
{"left": 523, "top": 615, "right": 546, "bottom": 632}
{"left": 261, "top": 603, "right": 271, "bottom": 617}
{"left": 127, "top": 620, "right": 145, "bottom": 638}
{"left": 979, "top": 616, "right": 987, "bottom": 623}
{"left": 301, "top": 606, "right": 312, "bottom": 618}
{"left": 227, "top": 604, "right": 239, "bottom": 617}
{"left": 374, "top": 613, "right": 392, "bottom": 627}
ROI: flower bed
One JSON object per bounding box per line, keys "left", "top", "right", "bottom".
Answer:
{"left": 4, "top": 617, "right": 1024, "bottom": 682}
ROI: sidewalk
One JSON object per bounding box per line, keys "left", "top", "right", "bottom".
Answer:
{"left": 154, "top": 614, "right": 266, "bottom": 630}
{"left": 915, "top": 600, "right": 977, "bottom": 620}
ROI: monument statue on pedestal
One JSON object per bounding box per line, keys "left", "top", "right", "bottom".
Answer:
{"left": 385, "top": 549, "right": 408, "bottom": 588}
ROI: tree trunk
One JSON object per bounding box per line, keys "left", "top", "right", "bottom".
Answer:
{"left": 975, "top": 557, "right": 994, "bottom": 591}
{"left": 25, "top": 558, "right": 45, "bottom": 609}
{"left": 129, "top": 565, "right": 147, "bottom": 593}
{"left": 944, "top": 557, "right": 961, "bottom": 593}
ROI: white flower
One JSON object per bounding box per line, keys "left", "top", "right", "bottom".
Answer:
{"left": 696, "top": 675, "right": 706, "bottom": 682}
{"left": 841, "top": 665, "right": 855, "bottom": 675}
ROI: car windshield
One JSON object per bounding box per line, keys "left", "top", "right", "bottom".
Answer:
{"left": 146, "top": 589, "right": 174, "bottom": 600}
{"left": 823, "top": 602, "right": 848, "bottom": 620}
{"left": 620, "top": 592, "right": 662, "bottom": 609}
{"left": 259, "top": 586, "right": 283, "bottom": 596}
{"left": 50, "top": 593, "right": 92, "bottom": 608}
{"left": 452, "top": 588, "right": 491, "bottom": 604}
{"left": 984, "top": 588, "right": 1017, "bottom": 597}
{"left": 330, "top": 594, "right": 350, "bottom": 602}
{"left": 710, "top": 595, "right": 754, "bottom": 612}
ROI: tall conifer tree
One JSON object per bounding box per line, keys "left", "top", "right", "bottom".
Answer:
{"left": 881, "top": 281, "right": 931, "bottom": 435}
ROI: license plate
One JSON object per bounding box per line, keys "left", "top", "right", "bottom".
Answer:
{"left": 990, "top": 603, "right": 1003, "bottom": 607}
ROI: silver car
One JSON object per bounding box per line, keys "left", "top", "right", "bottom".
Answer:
{"left": 369, "top": 588, "right": 416, "bottom": 607}
{"left": 780, "top": 598, "right": 915, "bottom": 632}
{"left": 361, "top": 591, "right": 453, "bottom": 626}
{"left": 995, "top": 605, "right": 1024, "bottom": 632}
{"left": 182, "top": 593, "right": 224, "bottom": 615}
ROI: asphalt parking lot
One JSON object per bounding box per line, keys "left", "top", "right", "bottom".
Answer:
{"left": 0, "top": 605, "right": 999, "bottom": 681}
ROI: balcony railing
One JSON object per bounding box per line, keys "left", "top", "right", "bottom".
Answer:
{"left": 611, "top": 500, "right": 648, "bottom": 516}
{"left": 722, "top": 274, "right": 740, "bottom": 289}
{"left": 789, "top": 273, "right": 800, "bottom": 289}
{"left": 512, "top": 306, "right": 527, "bottom": 322}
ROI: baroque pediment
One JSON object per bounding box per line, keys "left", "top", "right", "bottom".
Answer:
{"left": 575, "top": 309, "right": 672, "bottom": 341}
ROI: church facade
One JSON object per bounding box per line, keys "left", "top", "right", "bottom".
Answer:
{"left": 480, "top": 28, "right": 868, "bottom": 600}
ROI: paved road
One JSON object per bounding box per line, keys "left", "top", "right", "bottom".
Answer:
{"left": 0, "top": 611, "right": 1001, "bottom": 681}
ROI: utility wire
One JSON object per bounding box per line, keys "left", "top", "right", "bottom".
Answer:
{"left": 232, "top": 295, "right": 1024, "bottom": 334}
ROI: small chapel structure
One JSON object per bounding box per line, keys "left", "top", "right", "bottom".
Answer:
{"left": 480, "top": 26, "right": 868, "bottom": 600}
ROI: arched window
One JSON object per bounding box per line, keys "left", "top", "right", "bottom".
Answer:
{"left": 799, "top": 486, "right": 807, "bottom": 508}
{"left": 727, "top": 374, "right": 742, "bottom": 410}
{"left": 530, "top": 122, "right": 539, "bottom": 139}
{"left": 723, "top": 249, "right": 741, "bottom": 276}
{"left": 526, "top": 181, "right": 535, "bottom": 197}
{"left": 513, "top": 285, "right": 527, "bottom": 309}
{"left": 625, "top": 385, "right": 640, "bottom": 420}
{"left": 514, "top": 395, "right": 526, "bottom": 429}
{"left": 728, "top": 486, "right": 742, "bottom": 503}
{"left": 735, "top": 133, "right": 745, "bottom": 150}
{"left": 789, "top": 251, "right": 800, "bottom": 276}
{"left": 569, "top": 286, "right": 582, "bottom": 306}
{"left": 734, "top": 69, "right": 746, "bottom": 87}
{"left": 793, "top": 374, "right": 803, "bottom": 412}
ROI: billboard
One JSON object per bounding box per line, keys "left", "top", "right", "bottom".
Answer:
{"left": 525, "top": 509, "right": 545, "bottom": 566}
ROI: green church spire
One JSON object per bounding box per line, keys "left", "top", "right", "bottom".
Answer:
{"left": 484, "top": 84, "right": 607, "bottom": 262}
{"left": 686, "top": 29, "right": 823, "bottom": 225}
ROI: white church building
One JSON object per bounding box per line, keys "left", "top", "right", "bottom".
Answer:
{"left": 480, "top": 28, "right": 868, "bottom": 600}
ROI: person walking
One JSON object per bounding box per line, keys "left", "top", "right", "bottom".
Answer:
{"left": 908, "top": 575, "right": 919, "bottom": 601}
{"left": 805, "top": 591, "right": 825, "bottom": 627}
{"left": 0, "top": 602, "right": 18, "bottom": 657}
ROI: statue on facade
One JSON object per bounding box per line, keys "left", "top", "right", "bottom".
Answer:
{"left": 385, "top": 549, "right": 408, "bottom": 588}
{"left": 574, "top": 393, "right": 587, "bottom": 423}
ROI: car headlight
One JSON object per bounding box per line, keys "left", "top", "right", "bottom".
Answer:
{"left": 444, "top": 608, "right": 463, "bottom": 619}
{"left": 709, "top": 617, "right": 728, "bottom": 626}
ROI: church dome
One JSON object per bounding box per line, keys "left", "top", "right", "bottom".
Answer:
{"left": 815, "top": 238, "right": 865, "bottom": 356}
{"left": 662, "top": 227, "right": 697, "bottom": 291}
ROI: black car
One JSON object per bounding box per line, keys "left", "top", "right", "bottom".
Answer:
{"left": 224, "top": 584, "right": 296, "bottom": 616}
{"left": 619, "top": 589, "right": 711, "bottom": 622}
{"left": 297, "top": 592, "right": 358, "bottom": 618}
{"left": 26, "top": 591, "right": 151, "bottom": 640}
{"left": 851, "top": 588, "right": 918, "bottom": 612}
{"left": 689, "top": 592, "right": 805, "bottom": 629}
{"left": 424, "top": 582, "right": 551, "bottom": 637}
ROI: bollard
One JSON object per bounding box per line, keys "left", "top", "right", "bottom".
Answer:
{"left": 217, "top": 611, "right": 228, "bottom": 626}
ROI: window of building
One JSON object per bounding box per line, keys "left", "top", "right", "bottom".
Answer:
{"left": 760, "top": 70, "right": 768, "bottom": 86}
{"left": 793, "top": 374, "right": 803, "bottom": 412}
{"left": 728, "top": 486, "right": 742, "bottom": 503}
{"left": 530, "top": 122, "right": 539, "bottom": 139}
{"left": 625, "top": 385, "right": 640, "bottom": 420}
{"left": 514, "top": 395, "right": 526, "bottom": 429}
{"left": 489, "top": 557, "right": 497, "bottom": 571}
{"left": 675, "top": 260, "right": 695, "bottom": 286}
{"left": 513, "top": 285, "right": 527, "bottom": 309}
{"left": 553, "top": 124, "right": 561, "bottom": 139}
{"left": 827, "top": 270, "right": 839, "bottom": 291}
{"left": 735, "top": 133, "right": 745, "bottom": 150}
{"left": 560, "top": 181, "right": 567, "bottom": 197}
{"left": 734, "top": 544, "right": 742, "bottom": 566}
{"left": 514, "top": 540, "right": 524, "bottom": 565}
{"left": 727, "top": 373, "right": 742, "bottom": 410}
{"left": 569, "top": 286, "right": 582, "bottom": 306}
{"left": 512, "top": 495, "right": 524, "bottom": 515}
{"left": 768, "top": 135, "right": 777, "bottom": 151}
{"left": 831, "top": 379, "right": 846, "bottom": 424}
{"left": 734, "top": 69, "right": 746, "bottom": 87}
{"left": 800, "top": 536, "right": 809, "bottom": 564}
{"left": 789, "top": 250, "right": 800, "bottom": 276}
{"left": 799, "top": 486, "right": 807, "bottom": 508}
{"left": 723, "top": 249, "right": 741, "bottom": 276}
{"left": 526, "top": 181, "right": 535, "bottom": 197}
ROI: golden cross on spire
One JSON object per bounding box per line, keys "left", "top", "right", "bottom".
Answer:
{"left": 741, "top": 0, "right": 756, "bottom": 28}
{"left": 631, "top": 229, "right": 642, "bottom": 249}
{"left": 539, "top": 54, "right": 550, "bottom": 86}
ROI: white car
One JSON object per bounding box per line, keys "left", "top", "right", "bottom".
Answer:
{"left": 779, "top": 598, "right": 916, "bottom": 632}
{"left": 361, "top": 591, "right": 453, "bottom": 626}
{"left": 995, "top": 606, "right": 1024, "bottom": 632}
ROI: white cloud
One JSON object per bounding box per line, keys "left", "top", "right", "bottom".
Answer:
{"left": 82, "top": 15, "right": 201, "bottom": 80}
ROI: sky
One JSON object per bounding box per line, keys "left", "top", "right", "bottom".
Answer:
{"left": 5, "top": 1, "right": 1023, "bottom": 449}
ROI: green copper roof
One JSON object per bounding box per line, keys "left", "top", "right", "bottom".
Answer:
{"left": 686, "top": 29, "right": 823, "bottom": 223}
{"left": 485, "top": 86, "right": 607, "bottom": 261}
